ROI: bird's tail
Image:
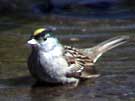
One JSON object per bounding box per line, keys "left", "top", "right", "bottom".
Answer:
{"left": 83, "top": 35, "right": 129, "bottom": 63}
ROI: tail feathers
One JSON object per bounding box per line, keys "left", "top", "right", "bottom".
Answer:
{"left": 83, "top": 35, "right": 129, "bottom": 63}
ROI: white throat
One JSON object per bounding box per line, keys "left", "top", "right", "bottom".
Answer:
{"left": 39, "top": 37, "right": 61, "bottom": 52}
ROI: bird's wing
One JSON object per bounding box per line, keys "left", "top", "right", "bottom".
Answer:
{"left": 64, "top": 46, "right": 97, "bottom": 79}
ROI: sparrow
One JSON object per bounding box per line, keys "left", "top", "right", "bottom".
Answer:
{"left": 27, "top": 28, "right": 129, "bottom": 86}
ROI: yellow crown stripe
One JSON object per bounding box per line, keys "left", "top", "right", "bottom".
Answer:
{"left": 33, "top": 28, "right": 46, "bottom": 36}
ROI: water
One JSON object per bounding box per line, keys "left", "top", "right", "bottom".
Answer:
{"left": 0, "top": 15, "right": 135, "bottom": 101}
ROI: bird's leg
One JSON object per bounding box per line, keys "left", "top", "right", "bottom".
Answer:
{"left": 61, "top": 76, "right": 79, "bottom": 87}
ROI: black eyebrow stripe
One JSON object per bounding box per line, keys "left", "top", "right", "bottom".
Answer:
{"left": 34, "top": 30, "right": 52, "bottom": 39}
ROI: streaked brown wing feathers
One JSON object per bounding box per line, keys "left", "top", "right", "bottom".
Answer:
{"left": 64, "top": 46, "right": 96, "bottom": 78}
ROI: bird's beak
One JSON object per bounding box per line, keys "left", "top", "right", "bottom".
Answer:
{"left": 27, "top": 38, "right": 38, "bottom": 45}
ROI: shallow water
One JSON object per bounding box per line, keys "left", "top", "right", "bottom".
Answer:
{"left": 0, "top": 16, "right": 135, "bottom": 101}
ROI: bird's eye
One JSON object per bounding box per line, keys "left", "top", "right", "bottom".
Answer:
{"left": 34, "top": 36, "right": 40, "bottom": 40}
{"left": 43, "top": 37, "right": 47, "bottom": 41}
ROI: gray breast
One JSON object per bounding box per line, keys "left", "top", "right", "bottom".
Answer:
{"left": 27, "top": 49, "right": 59, "bottom": 83}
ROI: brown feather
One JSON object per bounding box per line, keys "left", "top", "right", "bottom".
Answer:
{"left": 64, "top": 46, "right": 97, "bottom": 79}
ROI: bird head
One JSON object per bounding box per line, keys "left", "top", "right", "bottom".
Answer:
{"left": 27, "top": 28, "right": 59, "bottom": 51}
